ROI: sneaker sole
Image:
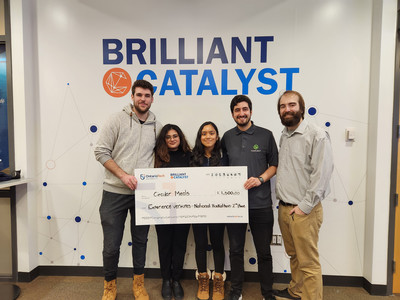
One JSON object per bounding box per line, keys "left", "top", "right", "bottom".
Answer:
{"left": 227, "top": 293, "right": 242, "bottom": 300}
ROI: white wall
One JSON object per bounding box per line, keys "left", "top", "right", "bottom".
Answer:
{"left": 10, "top": 0, "right": 397, "bottom": 287}
{"left": 364, "top": 0, "right": 397, "bottom": 285}
{"left": 11, "top": 0, "right": 39, "bottom": 273}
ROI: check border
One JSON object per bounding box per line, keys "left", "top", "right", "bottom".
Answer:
{"left": 135, "top": 166, "right": 248, "bottom": 225}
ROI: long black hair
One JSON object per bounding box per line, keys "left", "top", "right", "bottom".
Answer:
{"left": 190, "top": 121, "right": 221, "bottom": 167}
{"left": 154, "top": 124, "right": 191, "bottom": 168}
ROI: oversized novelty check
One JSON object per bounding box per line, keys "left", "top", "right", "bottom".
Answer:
{"left": 135, "top": 166, "right": 248, "bottom": 225}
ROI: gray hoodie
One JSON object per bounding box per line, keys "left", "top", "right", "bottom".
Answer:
{"left": 95, "top": 104, "right": 162, "bottom": 195}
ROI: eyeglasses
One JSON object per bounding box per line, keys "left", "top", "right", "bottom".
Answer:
{"left": 165, "top": 134, "right": 179, "bottom": 140}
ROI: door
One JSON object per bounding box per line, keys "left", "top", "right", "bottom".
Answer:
{"left": 393, "top": 1, "right": 400, "bottom": 294}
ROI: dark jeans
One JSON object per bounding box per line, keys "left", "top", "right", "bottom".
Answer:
{"left": 192, "top": 223, "right": 226, "bottom": 273}
{"left": 227, "top": 207, "right": 274, "bottom": 297}
{"left": 100, "top": 190, "right": 150, "bottom": 281}
{"left": 156, "top": 224, "right": 190, "bottom": 281}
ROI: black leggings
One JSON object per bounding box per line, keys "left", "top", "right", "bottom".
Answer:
{"left": 192, "top": 223, "right": 225, "bottom": 273}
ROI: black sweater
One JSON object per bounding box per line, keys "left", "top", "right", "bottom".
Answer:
{"left": 161, "top": 150, "right": 191, "bottom": 168}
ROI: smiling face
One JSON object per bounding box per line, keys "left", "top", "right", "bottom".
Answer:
{"left": 232, "top": 101, "right": 252, "bottom": 130}
{"left": 165, "top": 129, "right": 180, "bottom": 151}
{"left": 200, "top": 124, "right": 218, "bottom": 151}
{"left": 131, "top": 86, "right": 153, "bottom": 115}
{"left": 279, "top": 93, "right": 303, "bottom": 130}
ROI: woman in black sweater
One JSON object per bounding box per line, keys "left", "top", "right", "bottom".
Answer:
{"left": 154, "top": 124, "right": 191, "bottom": 300}
{"left": 190, "top": 121, "right": 226, "bottom": 300}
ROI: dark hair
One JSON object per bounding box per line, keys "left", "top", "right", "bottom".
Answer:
{"left": 131, "top": 79, "right": 154, "bottom": 96}
{"left": 154, "top": 124, "right": 191, "bottom": 168}
{"left": 277, "top": 90, "right": 305, "bottom": 119}
{"left": 190, "top": 121, "right": 221, "bottom": 167}
{"left": 230, "top": 95, "right": 252, "bottom": 113}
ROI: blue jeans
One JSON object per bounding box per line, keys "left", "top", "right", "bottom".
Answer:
{"left": 227, "top": 207, "right": 274, "bottom": 298}
{"left": 100, "top": 190, "right": 150, "bottom": 281}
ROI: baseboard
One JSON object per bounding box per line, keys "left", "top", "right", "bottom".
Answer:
{"left": 17, "top": 267, "right": 40, "bottom": 282}
{"left": 362, "top": 277, "right": 388, "bottom": 296}
{"left": 17, "top": 267, "right": 388, "bottom": 295}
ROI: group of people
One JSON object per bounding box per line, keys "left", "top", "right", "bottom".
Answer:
{"left": 94, "top": 79, "right": 334, "bottom": 300}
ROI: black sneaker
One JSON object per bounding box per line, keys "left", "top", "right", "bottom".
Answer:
{"left": 161, "top": 279, "right": 172, "bottom": 300}
{"left": 273, "top": 288, "right": 301, "bottom": 299}
{"left": 172, "top": 280, "right": 184, "bottom": 300}
{"left": 227, "top": 290, "right": 242, "bottom": 300}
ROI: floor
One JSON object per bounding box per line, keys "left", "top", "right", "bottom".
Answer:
{"left": 4, "top": 276, "right": 400, "bottom": 300}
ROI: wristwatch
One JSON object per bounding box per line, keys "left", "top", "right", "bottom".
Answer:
{"left": 258, "top": 177, "right": 264, "bottom": 184}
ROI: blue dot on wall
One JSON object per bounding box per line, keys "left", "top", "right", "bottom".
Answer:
{"left": 74, "top": 248, "right": 77, "bottom": 251}
{"left": 43, "top": 182, "right": 47, "bottom": 187}
{"left": 90, "top": 125, "right": 98, "bottom": 133}
{"left": 82, "top": 181, "right": 87, "bottom": 186}
{"left": 128, "top": 242, "right": 132, "bottom": 246}
{"left": 80, "top": 255, "right": 85, "bottom": 260}
{"left": 249, "top": 257, "right": 257, "bottom": 265}
{"left": 325, "top": 122, "right": 331, "bottom": 127}
{"left": 47, "top": 216, "right": 51, "bottom": 220}
{"left": 67, "top": 83, "right": 69, "bottom": 85}
{"left": 75, "top": 216, "right": 81, "bottom": 223}
{"left": 284, "top": 269, "right": 287, "bottom": 273}
{"left": 308, "top": 106, "right": 317, "bottom": 116}
{"left": 348, "top": 201, "right": 354, "bottom": 206}
{"left": 39, "top": 252, "right": 43, "bottom": 255}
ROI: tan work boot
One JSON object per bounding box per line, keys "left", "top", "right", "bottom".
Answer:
{"left": 196, "top": 270, "right": 210, "bottom": 300}
{"left": 102, "top": 279, "right": 117, "bottom": 300}
{"left": 195, "top": 269, "right": 211, "bottom": 300}
{"left": 212, "top": 271, "right": 226, "bottom": 300}
{"left": 133, "top": 274, "right": 149, "bottom": 300}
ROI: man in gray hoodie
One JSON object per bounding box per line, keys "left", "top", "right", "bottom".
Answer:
{"left": 95, "top": 79, "right": 162, "bottom": 300}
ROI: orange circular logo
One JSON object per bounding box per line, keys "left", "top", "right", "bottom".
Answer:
{"left": 103, "top": 68, "right": 132, "bottom": 97}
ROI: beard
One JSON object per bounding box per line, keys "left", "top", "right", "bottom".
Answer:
{"left": 134, "top": 102, "right": 150, "bottom": 114}
{"left": 280, "top": 111, "right": 302, "bottom": 127}
{"left": 234, "top": 116, "right": 250, "bottom": 127}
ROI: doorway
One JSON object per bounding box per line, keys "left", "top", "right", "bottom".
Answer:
{"left": 392, "top": 0, "right": 400, "bottom": 294}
